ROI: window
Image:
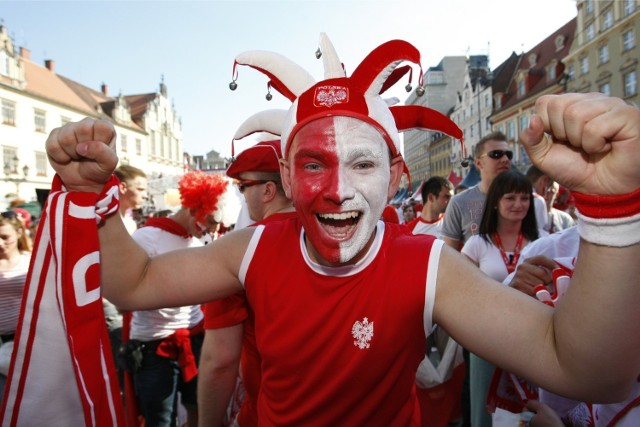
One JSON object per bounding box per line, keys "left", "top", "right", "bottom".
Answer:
{"left": 507, "top": 121, "right": 516, "bottom": 139}
{"left": 470, "top": 124, "right": 475, "bottom": 138}
{"left": 2, "top": 99, "right": 16, "bottom": 126}
{"left": 623, "top": 29, "right": 635, "bottom": 51}
{"left": 484, "top": 94, "right": 490, "bottom": 108}
{"left": 2, "top": 146, "right": 18, "bottom": 174}
{"left": 34, "top": 109, "right": 46, "bottom": 133}
{"left": 35, "top": 152, "right": 48, "bottom": 176}
{"left": 136, "top": 138, "right": 142, "bottom": 155}
{"left": 598, "top": 44, "right": 609, "bottom": 64}
{"left": 624, "top": 0, "right": 636, "bottom": 16}
{"left": 518, "top": 79, "right": 526, "bottom": 96}
{"left": 603, "top": 9, "right": 613, "bottom": 30}
{"left": 519, "top": 115, "right": 529, "bottom": 131}
{"left": 568, "top": 63, "right": 575, "bottom": 80}
{"left": 586, "top": 22, "right": 595, "bottom": 41}
{"left": 121, "top": 134, "right": 128, "bottom": 153}
{"left": 580, "top": 56, "right": 589, "bottom": 74}
{"left": 585, "top": 0, "right": 594, "bottom": 14}
{"left": 150, "top": 130, "right": 156, "bottom": 156}
{"left": 599, "top": 82, "right": 611, "bottom": 96}
{"left": 548, "top": 63, "right": 557, "bottom": 80}
{"left": 555, "top": 35, "right": 566, "bottom": 51}
{"left": 624, "top": 71, "right": 637, "bottom": 97}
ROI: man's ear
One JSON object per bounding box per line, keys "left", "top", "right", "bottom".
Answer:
{"left": 280, "top": 159, "right": 293, "bottom": 200}
{"left": 387, "top": 156, "right": 404, "bottom": 202}
{"left": 118, "top": 181, "right": 128, "bottom": 195}
{"left": 263, "top": 181, "right": 277, "bottom": 202}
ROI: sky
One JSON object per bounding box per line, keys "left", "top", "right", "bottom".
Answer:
{"left": 1, "top": 0, "right": 578, "bottom": 158}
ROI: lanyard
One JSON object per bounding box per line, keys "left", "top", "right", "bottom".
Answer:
{"left": 493, "top": 232, "right": 524, "bottom": 274}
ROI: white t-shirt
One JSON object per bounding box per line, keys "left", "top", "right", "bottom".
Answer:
{"left": 130, "top": 225, "right": 204, "bottom": 341}
{"left": 462, "top": 235, "right": 530, "bottom": 282}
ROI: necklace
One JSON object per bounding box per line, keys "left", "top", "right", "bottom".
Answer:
{"left": 493, "top": 232, "right": 524, "bottom": 274}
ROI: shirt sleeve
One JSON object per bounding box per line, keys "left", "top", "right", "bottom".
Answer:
{"left": 440, "top": 197, "right": 463, "bottom": 241}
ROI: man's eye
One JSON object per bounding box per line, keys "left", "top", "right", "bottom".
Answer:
{"left": 304, "top": 163, "right": 321, "bottom": 171}
{"left": 355, "top": 162, "right": 374, "bottom": 170}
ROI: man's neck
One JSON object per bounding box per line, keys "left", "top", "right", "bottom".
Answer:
{"left": 420, "top": 205, "right": 441, "bottom": 222}
{"left": 263, "top": 202, "right": 295, "bottom": 219}
{"left": 479, "top": 179, "right": 491, "bottom": 194}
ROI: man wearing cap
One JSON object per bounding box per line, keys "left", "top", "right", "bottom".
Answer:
{"left": 198, "top": 139, "right": 294, "bottom": 427}
{"left": 42, "top": 34, "right": 640, "bottom": 427}
{"left": 126, "top": 171, "right": 237, "bottom": 427}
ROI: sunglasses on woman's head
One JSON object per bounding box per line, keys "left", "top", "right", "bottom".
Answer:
{"left": 1, "top": 211, "right": 18, "bottom": 219}
{"left": 481, "top": 150, "right": 513, "bottom": 160}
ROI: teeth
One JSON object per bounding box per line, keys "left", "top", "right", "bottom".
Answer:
{"left": 318, "top": 211, "right": 359, "bottom": 220}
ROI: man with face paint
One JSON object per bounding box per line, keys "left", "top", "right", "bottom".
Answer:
{"left": 40, "top": 35, "right": 640, "bottom": 427}
{"left": 127, "top": 171, "right": 238, "bottom": 427}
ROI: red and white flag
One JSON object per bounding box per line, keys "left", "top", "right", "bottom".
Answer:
{"left": 1, "top": 177, "right": 124, "bottom": 426}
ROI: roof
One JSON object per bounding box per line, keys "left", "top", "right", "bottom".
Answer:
{"left": 495, "top": 17, "right": 577, "bottom": 112}
{"left": 22, "top": 60, "right": 97, "bottom": 115}
{"left": 124, "top": 93, "right": 158, "bottom": 124}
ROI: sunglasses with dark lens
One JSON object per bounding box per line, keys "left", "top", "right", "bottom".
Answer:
{"left": 1, "top": 211, "right": 18, "bottom": 219}
{"left": 482, "top": 149, "right": 513, "bottom": 160}
{"left": 237, "top": 179, "right": 270, "bottom": 193}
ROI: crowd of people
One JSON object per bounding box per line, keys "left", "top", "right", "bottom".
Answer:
{"left": 2, "top": 34, "right": 640, "bottom": 427}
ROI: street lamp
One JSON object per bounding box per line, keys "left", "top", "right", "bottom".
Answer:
{"left": 3, "top": 155, "right": 29, "bottom": 193}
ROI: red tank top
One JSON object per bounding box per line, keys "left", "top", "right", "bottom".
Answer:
{"left": 244, "top": 218, "right": 439, "bottom": 426}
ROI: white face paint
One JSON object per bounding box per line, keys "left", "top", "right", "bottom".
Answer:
{"left": 287, "top": 116, "right": 391, "bottom": 266}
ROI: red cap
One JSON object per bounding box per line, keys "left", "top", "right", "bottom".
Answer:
{"left": 226, "top": 140, "right": 282, "bottom": 180}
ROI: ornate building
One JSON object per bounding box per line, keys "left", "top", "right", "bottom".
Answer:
{"left": 0, "top": 24, "right": 184, "bottom": 211}
{"left": 490, "top": 18, "right": 577, "bottom": 171}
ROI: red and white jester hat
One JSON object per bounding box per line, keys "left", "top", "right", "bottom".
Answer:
{"left": 229, "top": 33, "right": 465, "bottom": 162}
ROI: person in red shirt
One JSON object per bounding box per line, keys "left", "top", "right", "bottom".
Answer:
{"left": 42, "top": 34, "right": 640, "bottom": 427}
{"left": 199, "top": 137, "right": 295, "bottom": 427}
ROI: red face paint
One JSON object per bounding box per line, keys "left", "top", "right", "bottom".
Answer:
{"left": 287, "top": 116, "right": 391, "bottom": 266}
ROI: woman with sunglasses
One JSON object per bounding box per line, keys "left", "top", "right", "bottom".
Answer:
{"left": 0, "top": 211, "right": 33, "bottom": 403}
{"left": 461, "top": 170, "right": 540, "bottom": 427}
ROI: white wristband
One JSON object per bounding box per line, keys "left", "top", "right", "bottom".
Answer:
{"left": 576, "top": 211, "right": 640, "bottom": 247}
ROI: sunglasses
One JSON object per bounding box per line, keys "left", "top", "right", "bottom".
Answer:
{"left": 1, "top": 211, "right": 18, "bottom": 219}
{"left": 481, "top": 149, "right": 513, "bottom": 160}
{"left": 237, "top": 179, "right": 270, "bottom": 193}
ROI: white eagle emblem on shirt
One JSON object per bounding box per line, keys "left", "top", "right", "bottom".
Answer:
{"left": 352, "top": 317, "right": 374, "bottom": 349}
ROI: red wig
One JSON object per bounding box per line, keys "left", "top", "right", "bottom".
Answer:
{"left": 178, "top": 171, "right": 229, "bottom": 225}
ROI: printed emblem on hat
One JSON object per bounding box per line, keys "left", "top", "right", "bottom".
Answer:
{"left": 314, "top": 85, "right": 349, "bottom": 108}
{"left": 351, "top": 317, "right": 374, "bottom": 349}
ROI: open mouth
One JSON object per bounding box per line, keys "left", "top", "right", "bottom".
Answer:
{"left": 317, "top": 211, "right": 361, "bottom": 238}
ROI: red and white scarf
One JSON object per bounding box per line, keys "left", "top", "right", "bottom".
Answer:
{"left": 1, "top": 177, "right": 124, "bottom": 426}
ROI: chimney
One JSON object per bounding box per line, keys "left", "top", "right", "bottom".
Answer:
{"left": 101, "top": 83, "right": 109, "bottom": 96}
{"left": 20, "top": 47, "right": 30, "bottom": 60}
{"left": 44, "top": 59, "right": 55, "bottom": 72}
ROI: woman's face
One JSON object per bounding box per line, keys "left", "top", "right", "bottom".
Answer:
{"left": 0, "top": 223, "right": 20, "bottom": 255}
{"left": 497, "top": 192, "right": 530, "bottom": 223}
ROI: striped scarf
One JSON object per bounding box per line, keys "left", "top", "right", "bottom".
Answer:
{"left": 0, "top": 176, "right": 124, "bottom": 426}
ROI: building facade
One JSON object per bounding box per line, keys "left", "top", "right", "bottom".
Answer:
{"left": 449, "top": 55, "right": 492, "bottom": 179}
{"left": 0, "top": 24, "right": 184, "bottom": 211}
{"left": 491, "top": 18, "right": 577, "bottom": 171}
{"left": 563, "top": 0, "right": 639, "bottom": 105}
{"left": 404, "top": 56, "right": 467, "bottom": 188}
